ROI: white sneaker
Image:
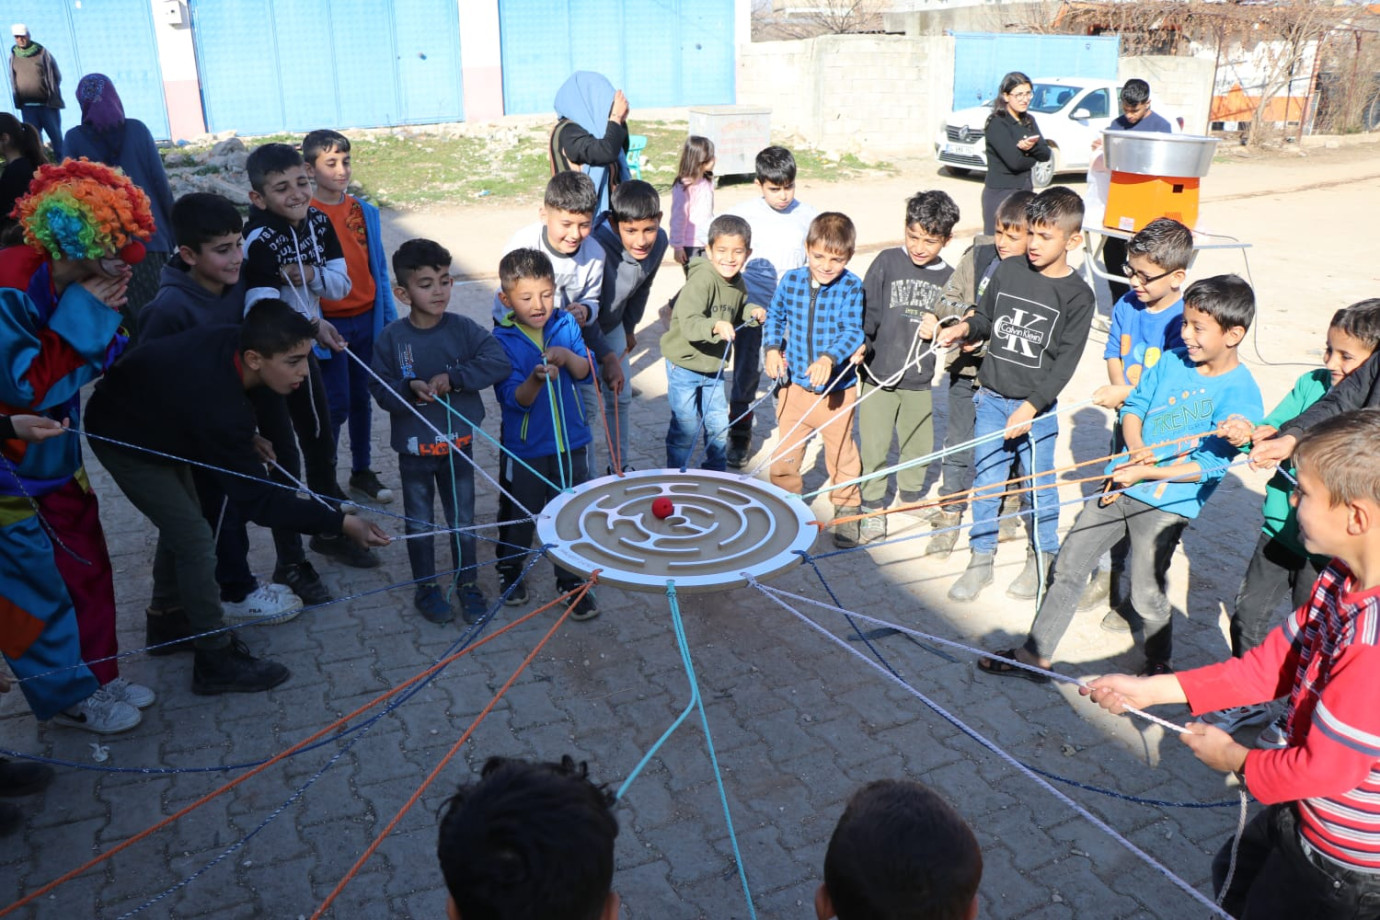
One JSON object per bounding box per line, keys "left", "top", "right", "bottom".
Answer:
{"left": 98, "top": 677, "right": 156, "bottom": 710}
{"left": 52, "top": 694, "right": 141, "bottom": 734}
{"left": 1203, "top": 704, "right": 1272, "bottom": 734}
{"left": 222, "top": 583, "right": 304, "bottom": 625}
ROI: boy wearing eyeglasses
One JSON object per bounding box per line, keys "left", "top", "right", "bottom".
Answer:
{"left": 1083, "top": 217, "right": 1193, "bottom": 612}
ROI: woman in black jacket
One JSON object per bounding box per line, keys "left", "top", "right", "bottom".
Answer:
{"left": 982, "top": 72, "right": 1051, "bottom": 234}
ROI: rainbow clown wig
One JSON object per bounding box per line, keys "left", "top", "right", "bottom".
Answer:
{"left": 13, "top": 158, "right": 155, "bottom": 261}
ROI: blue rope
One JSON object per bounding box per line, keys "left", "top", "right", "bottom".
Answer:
{"left": 799, "top": 558, "right": 1238, "bottom": 809}
{"left": 0, "top": 552, "right": 550, "bottom": 774}
{"left": 617, "top": 583, "right": 755, "bottom": 918}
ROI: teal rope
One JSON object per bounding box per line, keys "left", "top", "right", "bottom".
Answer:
{"left": 615, "top": 584, "right": 756, "bottom": 917}
{"left": 543, "top": 369, "right": 570, "bottom": 491}
{"left": 433, "top": 390, "right": 564, "bottom": 494}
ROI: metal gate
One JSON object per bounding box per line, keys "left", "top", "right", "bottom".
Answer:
{"left": 498, "top": 0, "right": 735, "bottom": 116}
{"left": 3, "top": 0, "right": 170, "bottom": 140}
{"left": 952, "top": 33, "right": 1120, "bottom": 111}
{"left": 189, "top": 0, "right": 464, "bottom": 135}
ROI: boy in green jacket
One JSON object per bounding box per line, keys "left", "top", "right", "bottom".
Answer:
{"left": 659, "top": 215, "right": 765, "bottom": 471}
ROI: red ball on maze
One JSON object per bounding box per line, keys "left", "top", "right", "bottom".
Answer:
{"left": 651, "top": 497, "right": 674, "bottom": 520}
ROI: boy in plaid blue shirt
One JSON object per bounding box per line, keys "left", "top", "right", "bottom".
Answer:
{"left": 762, "top": 212, "right": 866, "bottom": 547}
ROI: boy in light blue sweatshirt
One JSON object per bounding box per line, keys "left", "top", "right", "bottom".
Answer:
{"left": 979, "top": 275, "right": 1263, "bottom": 680}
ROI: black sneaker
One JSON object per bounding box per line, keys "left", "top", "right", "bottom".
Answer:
{"left": 413, "top": 583, "right": 453, "bottom": 625}
{"left": 146, "top": 606, "right": 195, "bottom": 655}
{"left": 569, "top": 589, "right": 600, "bottom": 622}
{"left": 0, "top": 758, "right": 55, "bottom": 797}
{"left": 348, "top": 470, "right": 394, "bottom": 504}
{"left": 726, "top": 441, "right": 749, "bottom": 469}
{"left": 499, "top": 573, "right": 528, "bottom": 606}
{"left": 192, "top": 636, "right": 290, "bottom": 695}
{"left": 309, "top": 533, "right": 380, "bottom": 569}
{"left": 273, "top": 561, "right": 333, "bottom": 606}
{"left": 458, "top": 582, "right": 489, "bottom": 625}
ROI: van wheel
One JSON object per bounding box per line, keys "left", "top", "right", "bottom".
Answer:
{"left": 1032, "top": 149, "right": 1058, "bottom": 188}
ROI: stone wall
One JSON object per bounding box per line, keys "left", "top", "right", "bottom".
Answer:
{"left": 737, "top": 34, "right": 955, "bottom": 156}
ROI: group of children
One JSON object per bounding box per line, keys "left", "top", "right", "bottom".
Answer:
{"left": 4, "top": 122, "right": 1380, "bottom": 916}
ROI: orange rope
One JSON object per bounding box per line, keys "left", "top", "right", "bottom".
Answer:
{"left": 819, "top": 431, "right": 1206, "bottom": 529}
{"left": 0, "top": 593, "right": 580, "bottom": 916}
{"left": 310, "top": 578, "right": 594, "bottom": 918}
{"left": 585, "top": 347, "right": 622, "bottom": 477}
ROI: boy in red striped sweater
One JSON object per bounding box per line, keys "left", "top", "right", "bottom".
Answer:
{"left": 1084, "top": 408, "right": 1380, "bottom": 919}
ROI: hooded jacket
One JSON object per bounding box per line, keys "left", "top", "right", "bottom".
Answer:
{"left": 588, "top": 212, "right": 667, "bottom": 348}
{"left": 137, "top": 254, "right": 246, "bottom": 341}
{"left": 493, "top": 310, "right": 592, "bottom": 459}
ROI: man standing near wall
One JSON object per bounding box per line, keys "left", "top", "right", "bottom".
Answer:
{"left": 9, "top": 24, "right": 63, "bottom": 160}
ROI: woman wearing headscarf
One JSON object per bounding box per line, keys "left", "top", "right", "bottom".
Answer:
{"left": 550, "top": 71, "right": 631, "bottom": 216}
{"left": 63, "top": 73, "right": 175, "bottom": 336}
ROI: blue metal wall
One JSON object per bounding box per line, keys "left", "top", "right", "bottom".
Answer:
{"left": 498, "top": 0, "right": 735, "bottom": 116}
{"left": 3, "top": 0, "right": 170, "bottom": 140}
{"left": 951, "top": 33, "right": 1120, "bottom": 111}
{"left": 190, "top": 0, "right": 463, "bottom": 135}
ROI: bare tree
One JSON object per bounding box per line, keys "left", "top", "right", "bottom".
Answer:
{"left": 756, "top": 0, "right": 885, "bottom": 40}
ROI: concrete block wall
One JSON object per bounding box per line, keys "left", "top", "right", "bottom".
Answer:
{"left": 738, "top": 34, "right": 954, "bottom": 156}
{"left": 1118, "top": 55, "right": 1216, "bottom": 136}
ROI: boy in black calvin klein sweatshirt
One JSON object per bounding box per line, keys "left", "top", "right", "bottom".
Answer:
{"left": 936, "top": 187, "right": 1095, "bottom": 603}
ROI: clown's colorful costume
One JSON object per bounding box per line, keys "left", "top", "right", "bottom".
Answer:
{"left": 0, "top": 159, "right": 152, "bottom": 720}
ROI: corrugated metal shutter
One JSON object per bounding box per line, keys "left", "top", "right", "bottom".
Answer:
{"left": 498, "top": 0, "right": 735, "bottom": 116}
{"left": 3, "top": 0, "right": 170, "bottom": 140}
{"left": 190, "top": 0, "right": 462, "bottom": 135}
{"left": 952, "top": 33, "right": 1120, "bottom": 111}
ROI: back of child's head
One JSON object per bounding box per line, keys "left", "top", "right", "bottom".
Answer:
{"left": 807, "top": 212, "right": 857, "bottom": 257}
{"left": 1120, "top": 78, "right": 1152, "bottom": 107}
{"left": 172, "top": 193, "right": 243, "bottom": 251}
{"left": 905, "top": 190, "right": 959, "bottom": 239}
{"left": 1126, "top": 217, "right": 1193, "bottom": 273}
{"left": 499, "top": 247, "right": 556, "bottom": 293}
{"left": 545, "top": 171, "right": 598, "bottom": 216}
{"left": 241, "top": 298, "right": 317, "bottom": 357}
{"left": 301, "top": 129, "right": 350, "bottom": 164}
{"left": 1330, "top": 299, "right": 1380, "bottom": 352}
{"left": 610, "top": 180, "right": 662, "bottom": 225}
{"left": 0, "top": 112, "right": 46, "bottom": 166}
{"left": 676, "top": 135, "right": 715, "bottom": 183}
{"left": 822, "top": 779, "right": 982, "bottom": 920}
{"left": 246, "top": 143, "right": 305, "bottom": 193}
{"left": 754, "top": 145, "right": 797, "bottom": 186}
{"left": 437, "top": 755, "right": 618, "bottom": 920}
{"left": 707, "top": 214, "right": 751, "bottom": 250}
{"left": 1292, "top": 409, "right": 1380, "bottom": 510}
{"left": 392, "top": 238, "right": 451, "bottom": 286}
{"left": 1024, "top": 186, "right": 1084, "bottom": 236}
{"left": 995, "top": 190, "right": 1036, "bottom": 231}
{"left": 1183, "top": 274, "right": 1254, "bottom": 332}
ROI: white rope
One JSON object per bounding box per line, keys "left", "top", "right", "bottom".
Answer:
{"left": 752, "top": 581, "right": 1232, "bottom": 919}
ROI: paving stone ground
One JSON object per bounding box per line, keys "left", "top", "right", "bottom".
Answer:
{"left": 2, "top": 149, "right": 1378, "bottom": 918}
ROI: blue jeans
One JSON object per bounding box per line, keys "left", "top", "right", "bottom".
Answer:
{"left": 319, "top": 313, "right": 375, "bottom": 472}
{"left": 399, "top": 450, "right": 475, "bottom": 584}
{"left": 22, "top": 105, "right": 62, "bottom": 159}
{"left": 969, "top": 387, "right": 1059, "bottom": 555}
{"left": 665, "top": 359, "right": 729, "bottom": 471}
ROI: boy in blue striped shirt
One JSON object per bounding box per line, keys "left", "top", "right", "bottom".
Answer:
{"left": 762, "top": 212, "right": 866, "bottom": 547}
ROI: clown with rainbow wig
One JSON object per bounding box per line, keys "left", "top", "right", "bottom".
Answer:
{"left": 0, "top": 158, "right": 157, "bottom": 733}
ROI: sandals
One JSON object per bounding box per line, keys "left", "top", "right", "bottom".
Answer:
{"left": 976, "top": 648, "right": 1051, "bottom": 684}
